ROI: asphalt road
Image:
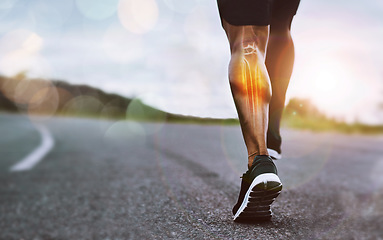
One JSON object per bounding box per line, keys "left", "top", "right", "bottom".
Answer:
{"left": 1, "top": 113, "right": 383, "bottom": 239}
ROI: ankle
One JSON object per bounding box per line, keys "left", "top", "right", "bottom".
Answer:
{"left": 248, "top": 152, "right": 257, "bottom": 168}
{"left": 247, "top": 150, "right": 269, "bottom": 169}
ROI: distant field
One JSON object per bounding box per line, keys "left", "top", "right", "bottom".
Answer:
{"left": 1, "top": 74, "right": 382, "bottom": 134}
{"left": 281, "top": 98, "right": 383, "bottom": 135}
{"left": 282, "top": 114, "right": 383, "bottom": 135}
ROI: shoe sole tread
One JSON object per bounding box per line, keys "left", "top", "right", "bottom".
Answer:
{"left": 234, "top": 173, "right": 282, "bottom": 222}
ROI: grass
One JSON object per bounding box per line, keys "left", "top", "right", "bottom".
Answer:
{"left": 281, "top": 112, "right": 383, "bottom": 135}
{"left": 1, "top": 74, "right": 382, "bottom": 134}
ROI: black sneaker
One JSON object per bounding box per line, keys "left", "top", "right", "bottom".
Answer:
{"left": 267, "top": 130, "right": 282, "bottom": 160}
{"left": 267, "top": 148, "right": 282, "bottom": 160}
{"left": 232, "top": 155, "right": 282, "bottom": 222}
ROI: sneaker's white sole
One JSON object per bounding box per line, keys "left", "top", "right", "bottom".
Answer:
{"left": 268, "top": 148, "right": 282, "bottom": 160}
{"left": 233, "top": 173, "right": 282, "bottom": 222}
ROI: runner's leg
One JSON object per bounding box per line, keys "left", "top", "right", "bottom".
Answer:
{"left": 266, "top": 15, "right": 296, "bottom": 153}
{"left": 221, "top": 19, "right": 271, "bottom": 168}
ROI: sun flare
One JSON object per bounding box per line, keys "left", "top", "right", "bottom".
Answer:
{"left": 299, "top": 55, "right": 365, "bottom": 120}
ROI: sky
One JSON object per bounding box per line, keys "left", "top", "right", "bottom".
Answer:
{"left": 0, "top": 0, "right": 382, "bottom": 124}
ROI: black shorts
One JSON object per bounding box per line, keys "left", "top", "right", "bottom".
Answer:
{"left": 217, "top": 0, "right": 301, "bottom": 26}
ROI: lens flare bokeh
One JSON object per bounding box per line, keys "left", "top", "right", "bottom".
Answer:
{"left": 126, "top": 97, "right": 167, "bottom": 135}
{"left": 75, "top": 0, "right": 118, "bottom": 20}
{"left": 118, "top": 0, "right": 159, "bottom": 34}
{"left": 102, "top": 23, "right": 143, "bottom": 63}
{"left": 163, "top": 0, "right": 199, "bottom": 13}
{"left": 104, "top": 120, "right": 146, "bottom": 146}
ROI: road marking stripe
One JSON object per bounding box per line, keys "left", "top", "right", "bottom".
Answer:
{"left": 10, "top": 124, "right": 54, "bottom": 172}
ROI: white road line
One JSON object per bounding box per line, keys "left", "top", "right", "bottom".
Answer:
{"left": 10, "top": 124, "right": 54, "bottom": 172}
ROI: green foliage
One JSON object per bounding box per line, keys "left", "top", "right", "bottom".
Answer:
{"left": 282, "top": 98, "right": 383, "bottom": 134}
{"left": 0, "top": 75, "right": 381, "bottom": 133}
{"left": 126, "top": 98, "right": 167, "bottom": 122}
{"left": 0, "top": 75, "right": 230, "bottom": 124}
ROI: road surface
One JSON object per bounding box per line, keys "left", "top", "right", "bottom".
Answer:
{"left": 1, "top": 113, "right": 383, "bottom": 239}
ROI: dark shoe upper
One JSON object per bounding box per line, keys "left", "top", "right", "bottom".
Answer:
{"left": 232, "top": 155, "right": 278, "bottom": 215}
{"left": 267, "top": 130, "right": 282, "bottom": 154}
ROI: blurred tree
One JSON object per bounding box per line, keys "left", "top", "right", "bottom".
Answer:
{"left": 284, "top": 98, "right": 325, "bottom": 119}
